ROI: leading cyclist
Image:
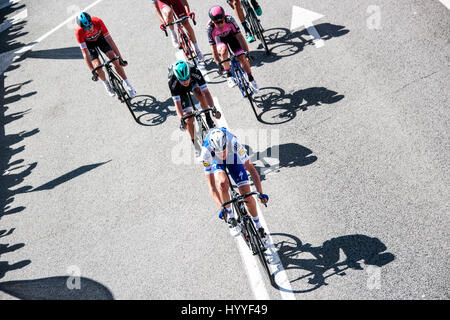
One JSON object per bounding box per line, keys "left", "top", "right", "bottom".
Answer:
{"left": 151, "top": 0, "right": 205, "bottom": 61}
{"left": 75, "top": 12, "right": 136, "bottom": 98}
{"left": 226, "top": 0, "right": 263, "bottom": 43}
{"left": 168, "top": 60, "right": 221, "bottom": 151}
{"left": 200, "top": 127, "right": 269, "bottom": 243}
{"left": 206, "top": 6, "right": 259, "bottom": 92}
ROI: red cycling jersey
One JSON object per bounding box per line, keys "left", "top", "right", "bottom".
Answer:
{"left": 75, "top": 17, "right": 110, "bottom": 49}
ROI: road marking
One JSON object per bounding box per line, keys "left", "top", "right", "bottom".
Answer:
{"left": 0, "top": 0, "right": 105, "bottom": 74}
{"left": 439, "top": 0, "right": 450, "bottom": 9}
{"left": 290, "top": 6, "right": 325, "bottom": 48}
{"left": 0, "top": 0, "right": 21, "bottom": 10}
{"left": 0, "top": 9, "right": 27, "bottom": 34}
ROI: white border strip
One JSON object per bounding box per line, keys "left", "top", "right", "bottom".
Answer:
{"left": 439, "top": 0, "right": 450, "bottom": 10}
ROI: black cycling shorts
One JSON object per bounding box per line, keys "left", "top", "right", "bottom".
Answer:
{"left": 86, "top": 35, "right": 113, "bottom": 61}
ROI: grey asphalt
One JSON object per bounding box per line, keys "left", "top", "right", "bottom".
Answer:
{"left": 0, "top": 0, "right": 449, "bottom": 300}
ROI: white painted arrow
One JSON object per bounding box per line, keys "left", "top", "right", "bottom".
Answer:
{"left": 290, "top": 6, "right": 325, "bottom": 48}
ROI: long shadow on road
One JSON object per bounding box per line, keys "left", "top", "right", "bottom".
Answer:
{"left": 267, "top": 233, "right": 395, "bottom": 293}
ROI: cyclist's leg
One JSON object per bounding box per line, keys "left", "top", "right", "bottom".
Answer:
{"left": 91, "top": 58, "right": 106, "bottom": 81}
{"left": 180, "top": 94, "right": 195, "bottom": 141}
{"left": 231, "top": 0, "right": 254, "bottom": 42}
{"left": 105, "top": 50, "right": 126, "bottom": 80}
{"left": 212, "top": 164, "right": 233, "bottom": 212}
{"left": 193, "top": 87, "right": 215, "bottom": 127}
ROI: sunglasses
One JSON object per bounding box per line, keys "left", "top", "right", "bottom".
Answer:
{"left": 214, "top": 19, "right": 225, "bottom": 25}
{"left": 83, "top": 23, "right": 93, "bottom": 30}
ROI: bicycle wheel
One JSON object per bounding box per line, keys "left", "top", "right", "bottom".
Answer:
{"left": 246, "top": 218, "right": 271, "bottom": 278}
{"left": 110, "top": 75, "right": 139, "bottom": 123}
{"left": 247, "top": 8, "right": 270, "bottom": 55}
{"left": 234, "top": 66, "right": 259, "bottom": 118}
{"left": 181, "top": 33, "right": 197, "bottom": 68}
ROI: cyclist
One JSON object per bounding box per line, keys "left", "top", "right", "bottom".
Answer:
{"left": 226, "top": 0, "right": 263, "bottom": 43}
{"left": 207, "top": 6, "right": 259, "bottom": 92}
{"left": 200, "top": 127, "right": 269, "bottom": 243}
{"left": 151, "top": 0, "right": 205, "bottom": 61}
{"left": 75, "top": 12, "right": 136, "bottom": 97}
{"left": 168, "top": 60, "right": 221, "bottom": 150}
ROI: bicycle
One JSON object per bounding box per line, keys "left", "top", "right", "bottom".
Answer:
{"left": 220, "top": 169, "right": 271, "bottom": 280}
{"left": 163, "top": 14, "right": 198, "bottom": 67}
{"left": 182, "top": 106, "right": 217, "bottom": 145}
{"left": 91, "top": 49, "right": 139, "bottom": 123}
{"left": 240, "top": 0, "right": 270, "bottom": 55}
{"left": 219, "top": 49, "right": 258, "bottom": 117}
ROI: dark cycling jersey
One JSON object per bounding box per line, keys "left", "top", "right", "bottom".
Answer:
{"left": 168, "top": 63, "right": 208, "bottom": 104}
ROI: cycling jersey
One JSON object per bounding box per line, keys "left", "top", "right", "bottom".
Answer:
{"left": 151, "top": 0, "right": 187, "bottom": 18}
{"left": 75, "top": 17, "right": 110, "bottom": 50}
{"left": 201, "top": 127, "right": 250, "bottom": 187}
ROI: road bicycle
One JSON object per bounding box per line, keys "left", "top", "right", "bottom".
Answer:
{"left": 241, "top": 0, "right": 270, "bottom": 55}
{"left": 219, "top": 50, "right": 258, "bottom": 117}
{"left": 163, "top": 14, "right": 198, "bottom": 67}
{"left": 180, "top": 91, "right": 220, "bottom": 147}
{"left": 220, "top": 169, "right": 271, "bottom": 280}
{"left": 91, "top": 49, "right": 139, "bottom": 123}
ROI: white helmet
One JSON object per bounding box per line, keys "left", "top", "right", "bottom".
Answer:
{"left": 209, "top": 129, "right": 227, "bottom": 152}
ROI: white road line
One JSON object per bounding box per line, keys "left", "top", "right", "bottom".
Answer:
{"left": 0, "top": 0, "right": 21, "bottom": 11}
{"left": 1, "top": 0, "right": 105, "bottom": 74}
{"left": 439, "top": 0, "right": 450, "bottom": 9}
{"left": 0, "top": 8, "right": 27, "bottom": 34}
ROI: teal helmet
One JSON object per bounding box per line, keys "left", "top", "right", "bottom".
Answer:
{"left": 173, "top": 60, "right": 190, "bottom": 81}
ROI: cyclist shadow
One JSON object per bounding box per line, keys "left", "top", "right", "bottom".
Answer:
{"left": 198, "top": 53, "right": 227, "bottom": 85}
{"left": 129, "top": 95, "right": 176, "bottom": 126}
{"left": 244, "top": 143, "right": 317, "bottom": 181}
{"left": 251, "top": 86, "right": 345, "bottom": 125}
{"left": 267, "top": 233, "right": 395, "bottom": 293}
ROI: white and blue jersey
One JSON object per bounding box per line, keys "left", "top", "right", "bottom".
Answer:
{"left": 200, "top": 127, "right": 250, "bottom": 187}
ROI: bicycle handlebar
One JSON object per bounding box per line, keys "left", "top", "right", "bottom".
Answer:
{"left": 182, "top": 107, "right": 214, "bottom": 121}
{"left": 221, "top": 191, "right": 267, "bottom": 209}
{"left": 162, "top": 15, "right": 196, "bottom": 36}
{"left": 91, "top": 56, "right": 121, "bottom": 79}
{"left": 218, "top": 51, "right": 248, "bottom": 65}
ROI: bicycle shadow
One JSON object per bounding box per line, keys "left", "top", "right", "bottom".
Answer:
{"left": 267, "top": 233, "right": 395, "bottom": 293}
{"left": 197, "top": 53, "right": 228, "bottom": 85}
{"left": 128, "top": 95, "right": 176, "bottom": 126}
{"left": 251, "top": 24, "right": 350, "bottom": 66}
{"left": 244, "top": 143, "right": 317, "bottom": 181}
{"left": 251, "top": 86, "right": 345, "bottom": 125}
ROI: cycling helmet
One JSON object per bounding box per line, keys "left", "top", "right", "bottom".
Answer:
{"left": 173, "top": 60, "right": 190, "bottom": 81}
{"left": 209, "top": 128, "right": 227, "bottom": 152}
{"left": 76, "top": 12, "right": 92, "bottom": 30}
{"left": 209, "top": 6, "right": 225, "bottom": 22}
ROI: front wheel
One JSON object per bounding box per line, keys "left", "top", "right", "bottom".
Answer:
{"left": 247, "top": 219, "right": 271, "bottom": 278}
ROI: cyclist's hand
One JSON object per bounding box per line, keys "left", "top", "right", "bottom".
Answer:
{"left": 119, "top": 57, "right": 128, "bottom": 67}
{"left": 179, "top": 119, "right": 186, "bottom": 131}
{"left": 188, "top": 12, "right": 195, "bottom": 21}
{"left": 212, "top": 107, "right": 221, "bottom": 119}
{"left": 160, "top": 23, "right": 167, "bottom": 31}
{"left": 91, "top": 72, "right": 99, "bottom": 82}
{"left": 218, "top": 64, "right": 224, "bottom": 75}
{"left": 258, "top": 193, "right": 269, "bottom": 206}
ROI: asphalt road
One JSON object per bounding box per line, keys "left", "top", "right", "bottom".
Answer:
{"left": 0, "top": 0, "right": 449, "bottom": 300}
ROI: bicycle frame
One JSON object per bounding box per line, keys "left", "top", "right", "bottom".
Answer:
{"left": 220, "top": 49, "right": 251, "bottom": 98}
{"left": 163, "top": 12, "right": 197, "bottom": 66}
{"left": 92, "top": 48, "right": 139, "bottom": 124}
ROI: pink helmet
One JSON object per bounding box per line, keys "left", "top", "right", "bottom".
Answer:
{"left": 209, "top": 5, "right": 225, "bottom": 22}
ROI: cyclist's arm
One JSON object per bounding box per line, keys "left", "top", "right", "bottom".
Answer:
{"left": 210, "top": 45, "right": 221, "bottom": 65}
{"left": 205, "top": 173, "right": 223, "bottom": 208}
{"left": 173, "top": 97, "right": 184, "bottom": 118}
{"left": 80, "top": 47, "right": 94, "bottom": 71}
{"left": 236, "top": 31, "right": 250, "bottom": 55}
{"left": 104, "top": 36, "right": 123, "bottom": 60}
{"left": 181, "top": 0, "right": 190, "bottom": 14}
{"left": 244, "top": 160, "right": 264, "bottom": 194}
{"left": 151, "top": 0, "right": 165, "bottom": 24}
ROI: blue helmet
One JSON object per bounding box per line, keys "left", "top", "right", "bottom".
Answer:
{"left": 76, "top": 12, "right": 92, "bottom": 30}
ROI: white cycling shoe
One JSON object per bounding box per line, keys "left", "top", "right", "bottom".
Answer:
{"left": 123, "top": 81, "right": 136, "bottom": 98}
{"left": 227, "top": 76, "right": 237, "bottom": 88}
{"left": 227, "top": 217, "right": 241, "bottom": 237}
{"left": 196, "top": 50, "right": 205, "bottom": 63}
{"left": 104, "top": 82, "right": 115, "bottom": 97}
{"left": 250, "top": 80, "right": 260, "bottom": 94}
